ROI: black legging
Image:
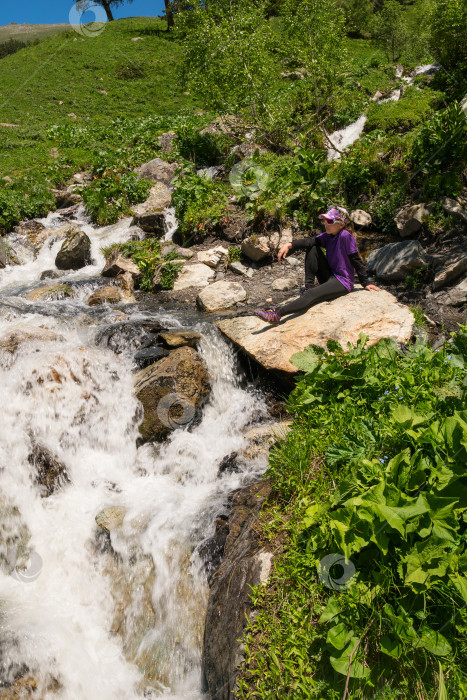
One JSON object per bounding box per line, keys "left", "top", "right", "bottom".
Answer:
{"left": 278, "top": 245, "right": 348, "bottom": 316}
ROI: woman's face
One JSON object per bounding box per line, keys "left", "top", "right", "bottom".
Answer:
{"left": 323, "top": 220, "right": 345, "bottom": 235}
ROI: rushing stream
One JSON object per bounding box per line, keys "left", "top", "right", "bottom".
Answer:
{"left": 0, "top": 206, "right": 269, "bottom": 698}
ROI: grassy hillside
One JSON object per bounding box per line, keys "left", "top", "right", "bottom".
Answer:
{"left": 0, "top": 22, "right": 70, "bottom": 44}
{"left": 0, "top": 17, "right": 197, "bottom": 180}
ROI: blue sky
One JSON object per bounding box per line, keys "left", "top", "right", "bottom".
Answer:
{"left": 0, "top": 1, "right": 166, "bottom": 26}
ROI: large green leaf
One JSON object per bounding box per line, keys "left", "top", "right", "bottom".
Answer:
{"left": 329, "top": 637, "right": 369, "bottom": 679}
{"left": 327, "top": 622, "right": 352, "bottom": 650}
{"left": 380, "top": 635, "right": 403, "bottom": 659}
{"left": 419, "top": 626, "right": 452, "bottom": 656}
{"left": 391, "top": 405, "right": 431, "bottom": 430}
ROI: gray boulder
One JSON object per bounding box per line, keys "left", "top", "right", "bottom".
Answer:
{"left": 134, "top": 346, "right": 210, "bottom": 442}
{"left": 433, "top": 256, "right": 467, "bottom": 290}
{"left": 432, "top": 275, "right": 467, "bottom": 306}
{"left": 197, "top": 281, "right": 247, "bottom": 312}
{"left": 28, "top": 444, "right": 69, "bottom": 497}
{"left": 131, "top": 183, "right": 172, "bottom": 235}
{"left": 55, "top": 230, "right": 91, "bottom": 270}
{"left": 241, "top": 236, "right": 270, "bottom": 262}
{"left": 102, "top": 248, "right": 140, "bottom": 279}
{"left": 351, "top": 209, "right": 372, "bottom": 227}
{"left": 134, "top": 158, "right": 179, "bottom": 185}
{"left": 367, "top": 240, "right": 428, "bottom": 281}
{"left": 158, "top": 130, "right": 176, "bottom": 152}
{"left": 394, "top": 203, "right": 429, "bottom": 238}
{"left": 440, "top": 197, "right": 467, "bottom": 224}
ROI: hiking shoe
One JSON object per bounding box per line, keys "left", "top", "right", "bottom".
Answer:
{"left": 300, "top": 285, "right": 314, "bottom": 296}
{"left": 253, "top": 307, "right": 282, "bottom": 324}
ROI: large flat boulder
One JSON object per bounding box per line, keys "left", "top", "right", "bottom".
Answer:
{"left": 367, "top": 240, "right": 428, "bottom": 281}
{"left": 134, "top": 158, "right": 179, "bottom": 185}
{"left": 217, "top": 289, "right": 414, "bottom": 376}
{"left": 173, "top": 263, "right": 215, "bottom": 291}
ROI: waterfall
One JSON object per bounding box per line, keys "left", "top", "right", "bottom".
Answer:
{"left": 0, "top": 209, "right": 269, "bottom": 698}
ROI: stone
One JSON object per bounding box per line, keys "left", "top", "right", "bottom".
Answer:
{"left": 134, "top": 346, "right": 210, "bottom": 442}
{"left": 88, "top": 285, "right": 121, "bottom": 306}
{"left": 0, "top": 236, "right": 6, "bottom": 268}
{"left": 26, "top": 284, "right": 74, "bottom": 301}
{"left": 172, "top": 264, "right": 215, "bottom": 291}
{"left": 272, "top": 277, "right": 296, "bottom": 292}
{"left": 134, "top": 346, "right": 169, "bottom": 369}
{"left": 197, "top": 246, "right": 228, "bottom": 269}
{"left": 134, "top": 158, "right": 179, "bottom": 185}
{"left": 96, "top": 320, "right": 163, "bottom": 355}
{"left": 55, "top": 229, "right": 91, "bottom": 270}
{"left": 202, "top": 480, "right": 272, "bottom": 700}
{"left": 217, "top": 289, "right": 414, "bottom": 377}
{"left": 241, "top": 236, "right": 270, "bottom": 262}
{"left": 236, "top": 142, "right": 269, "bottom": 159}
{"left": 285, "top": 256, "right": 300, "bottom": 267}
{"left": 118, "top": 271, "right": 136, "bottom": 303}
{"left": 200, "top": 115, "right": 242, "bottom": 137}
{"left": 102, "top": 248, "right": 141, "bottom": 279}
{"left": 394, "top": 203, "right": 430, "bottom": 238}
{"left": 0, "top": 329, "right": 62, "bottom": 355}
{"left": 131, "top": 183, "right": 171, "bottom": 234}
{"left": 433, "top": 275, "right": 467, "bottom": 306}
{"left": 433, "top": 257, "right": 467, "bottom": 290}
{"left": 40, "top": 270, "right": 63, "bottom": 281}
{"left": 229, "top": 261, "right": 248, "bottom": 276}
{"left": 28, "top": 445, "right": 69, "bottom": 497}
{"left": 440, "top": 197, "right": 467, "bottom": 223}
{"left": 197, "top": 281, "right": 247, "bottom": 312}
{"left": 158, "top": 331, "right": 201, "bottom": 349}
{"left": 366, "top": 240, "right": 428, "bottom": 281}
{"left": 95, "top": 506, "right": 127, "bottom": 532}
{"left": 51, "top": 188, "right": 82, "bottom": 209}
{"left": 158, "top": 130, "right": 177, "bottom": 152}
{"left": 71, "top": 171, "right": 91, "bottom": 185}
{"left": 351, "top": 209, "right": 372, "bottom": 227}
{"left": 240, "top": 421, "right": 292, "bottom": 462}
{"left": 174, "top": 247, "right": 194, "bottom": 259}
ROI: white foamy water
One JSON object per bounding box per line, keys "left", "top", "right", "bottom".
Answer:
{"left": 327, "top": 115, "right": 367, "bottom": 161}
{"left": 0, "top": 208, "right": 270, "bottom": 698}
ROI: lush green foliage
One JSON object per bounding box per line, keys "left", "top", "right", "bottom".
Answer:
{"left": 82, "top": 173, "right": 151, "bottom": 225}
{"left": 238, "top": 327, "right": 467, "bottom": 699}
{"left": 159, "top": 261, "right": 184, "bottom": 290}
{"left": 0, "top": 179, "right": 55, "bottom": 234}
{"left": 103, "top": 239, "right": 162, "bottom": 291}
{"left": 365, "top": 87, "right": 445, "bottom": 133}
{"left": 430, "top": 0, "right": 467, "bottom": 72}
{"left": 171, "top": 170, "right": 230, "bottom": 243}
{"left": 371, "top": 0, "right": 409, "bottom": 61}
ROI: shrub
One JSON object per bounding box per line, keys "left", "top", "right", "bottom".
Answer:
{"left": 0, "top": 180, "right": 55, "bottom": 234}
{"left": 171, "top": 169, "right": 230, "bottom": 243}
{"left": 159, "top": 261, "right": 184, "bottom": 290}
{"left": 102, "top": 239, "right": 162, "bottom": 291}
{"left": 82, "top": 173, "right": 151, "bottom": 226}
{"left": 365, "top": 87, "right": 445, "bottom": 133}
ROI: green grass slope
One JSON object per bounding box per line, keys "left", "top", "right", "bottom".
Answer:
{"left": 0, "top": 17, "right": 198, "bottom": 179}
{"left": 0, "top": 22, "right": 70, "bottom": 45}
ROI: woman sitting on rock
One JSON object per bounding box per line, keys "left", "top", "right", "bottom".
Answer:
{"left": 253, "top": 206, "right": 379, "bottom": 324}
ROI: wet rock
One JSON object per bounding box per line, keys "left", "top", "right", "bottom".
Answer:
{"left": 198, "top": 515, "right": 230, "bottom": 580}
{"left": 0, "top": 329, "right": 62, "bottom": 355}
{"left": 134, "top": 346, "right": 169, "bottom": 369}
{"left": 202, "top": 480, "right": 273, "bottom": 700}
{"left": 95, "top": 506, "right": 127, "bottom": 533}
{"left": 217, "top": 289, "right": 414, "bottom": 377}
{"left": 433, "top": 256, "right": 467, "bottom": 290}
{"left": 394, "top": 203, "right": 430, "bottom": 238}
{"left": 158, "top": 330, "right": 201, "bottom": 349}
{"left": 217, "top": 452, "right": 240, "bottom": 476}
{"left": 88, "top": 285, "right": 121, "bottom": 306}
{"left": 0, "top": 674, "right": 61, "bottom": 699}
{"left": 367, "top": 240, "right": 428, "bottom": 281}
{"left": 241, "top": 236, "right": 270, "bottom": 262}
{"left": 117, "top": 271, "right": 136, "bottom": 303}
{"left": 272, "top": 277, "right": 296, "bottom": 292}
{"left": 96, "top": 320, "right": 163, "bottom": 354}
{"left": 172, "top": 263, "right": 215, "bottom": 291}
{"left": 26, "top": 284, "right": 74, "bottom": 301}
{"left": 51, "top": 188, "right": 82, "bottom": 209}
{"left": 134, "top": 346, "right": 210, "bottom": 442}
{"left": 39, "top": 269, "right": 63, "bottom": 281}
{"left": 197, "top": 246, "right": 228, "bottom": 269}
{"left": 102, "top": 248, "right": 140, "bottom": 280}
{"left": 28, "top": 444, "right": 69, "bottom": 497}
{"left": 197, "top": 281, "right": 247, "bottom": 312}
{"left": 13, "top": 220, "right": 46, "bottom": 251}
{"left": 0, "top": 237, "right": 7, "bottom": 268}
{"left": 134, "top": 158, "right": 179, "bottom": 185}
{"left": 158, "top": 130, "right": 176, "bottom": 152}
{"left": 131, "top": 183, "right": 172, "bottom": 234}
{"left": 55, "top": 229, "right": 91, "bottom": 270}
{"left": 441, "top": 197, "right": 467, "bottom": 223}
{"left": 0, "top": 496, "right": 32, "bottom": 577}
{"left": 351, "top": 209, "right": 372, "bottom": 227}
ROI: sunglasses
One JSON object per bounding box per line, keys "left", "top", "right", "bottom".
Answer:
{"left": 324, "top": 217, "right": 342, "bottom": 224}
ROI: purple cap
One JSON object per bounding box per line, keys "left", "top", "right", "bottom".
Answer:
{"left": 319, "top": 206, "right": 350, "bottom": 224}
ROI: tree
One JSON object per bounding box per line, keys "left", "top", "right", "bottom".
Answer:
{"left": 74, "top": 0, "right": 134, "bottom": 23}
{"left": 339, "top": 0, "right": 374, "bottom": 36}
{"left": 429, "top": 0, "right": 467, "bottom": 71}
{"left": 282, "top": 0, "right": 347, "bottom": 113}
{"left": 164, "top": 0, "right": 174, "bottom": 28}
{"left": 371, "top": 0, "right": 408, "bottom": 62}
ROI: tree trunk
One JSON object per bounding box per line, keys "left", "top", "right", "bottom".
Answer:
{"left": 102, "top": 1, "right": 115, "bottom": 22}
{"left": 164, "top": 0, "right": 174, "bottom": 29}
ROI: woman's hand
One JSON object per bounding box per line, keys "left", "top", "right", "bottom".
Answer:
{"left": 365, "top": 284, "right": 380, "bottom": 292}
{"left": 278, "top": 242, "right": 292, "bottom": 261}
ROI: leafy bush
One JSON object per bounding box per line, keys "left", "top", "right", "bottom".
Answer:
{"left": 174, "top": 120, "right": 234, "bottom": 166}
{"left": 82, "top": 173, "right": 151, "bottom": 226}
{"left": 103, "top": 239, "right": 162, "bottom": 291}
{"left": 365, "top": 87, "right": 445, "bottom": 133}
{"left": 238, "top": 327, "right": 467, "bottom": 699}
{"left": 430, "top": 0, "right": 467, "bottom": 72}
{"left": 159, "top": 261, "right": 184, "bottom": 290}
{"left": 171, "top": 169, "right": 230, "bottom": 243}
{"left": 227, "top": 245, "right": 242, "bottom": 263}
{"left": 0, "top": 180, "right": 55, "bottom": 234}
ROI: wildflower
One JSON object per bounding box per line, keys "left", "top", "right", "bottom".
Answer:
{"left": 384, "top": 390, "right": 389, "bottom": 395}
